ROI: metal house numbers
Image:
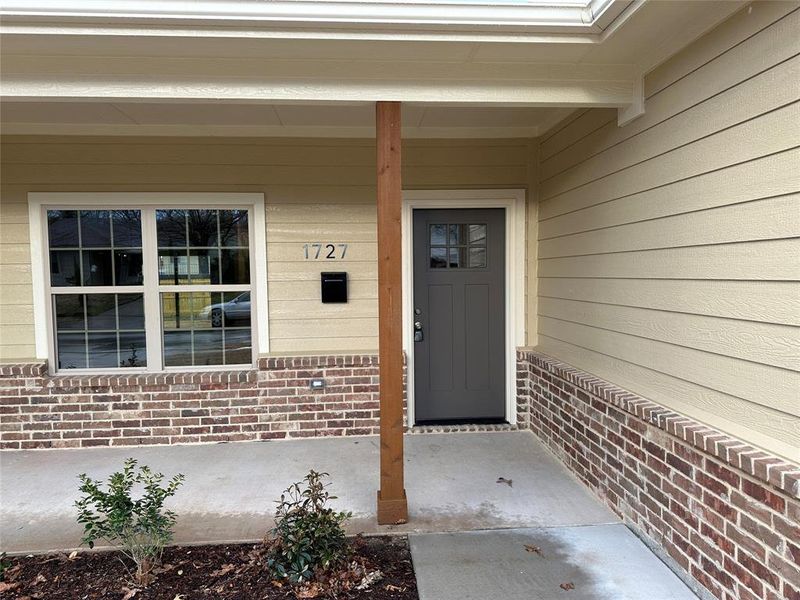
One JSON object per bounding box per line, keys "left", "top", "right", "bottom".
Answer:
{"left": 303, "top": 243, "right": 348, "bottom": 260}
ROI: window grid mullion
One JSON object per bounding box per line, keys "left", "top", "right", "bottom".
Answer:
{"left": 141, "top": 208, "right": 163, "bottom": 371}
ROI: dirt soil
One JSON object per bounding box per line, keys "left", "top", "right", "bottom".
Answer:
{"left": 3, "top": 536, "right": 418, "bottom": 600}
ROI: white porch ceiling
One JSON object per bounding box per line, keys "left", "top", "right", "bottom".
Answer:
{"left": 0, "top": 0, "right": 746, "bottom": 137}
{"left": 0, "top": 101, "right": 574, "bottom": 138}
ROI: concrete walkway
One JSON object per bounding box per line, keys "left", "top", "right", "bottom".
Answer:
{"left": 1, "top": 431, "right": 615, "bottom": 553}
{"left": 410, "top": 525, "right": 697, "bottom": 600}
{"left": 0, "top": 431, "right": 697, "bottom": 599}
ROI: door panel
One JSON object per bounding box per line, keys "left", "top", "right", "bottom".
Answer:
{"left": 413, "top": 208, "right": 505, "bottom": 423}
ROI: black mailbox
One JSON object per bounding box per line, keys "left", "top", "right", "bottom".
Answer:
{"left": 321, "top": 272, "right": 348, "bottom": 303}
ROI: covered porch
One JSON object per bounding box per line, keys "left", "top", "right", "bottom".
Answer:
{"left": 0, "top": 430, "right": 698, "bottom": 599}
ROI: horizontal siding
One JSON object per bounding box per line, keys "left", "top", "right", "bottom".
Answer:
{"left": 536, "top": 5, "right": 800, "bottom": 461}
{"left": 0, "top": 137, "right": 529, "bottom": 358}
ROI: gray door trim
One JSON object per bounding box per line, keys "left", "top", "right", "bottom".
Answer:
{"left": 401, "top": 190, "right": 526, "bottom": 427}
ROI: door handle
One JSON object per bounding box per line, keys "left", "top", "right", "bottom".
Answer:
{"left": 414, "top": 320, "right": 424, "bottom": 342}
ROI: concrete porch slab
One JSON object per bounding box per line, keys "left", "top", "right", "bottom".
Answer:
{"left": 410, "top": 525, "right": 698, "bottom": 600}
{"left": 0, "top": 431, "right": 615, "bottom": 554}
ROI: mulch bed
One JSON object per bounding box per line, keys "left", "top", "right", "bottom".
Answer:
{"left": 2, "top": 536, "right": 418, "bottom": 600}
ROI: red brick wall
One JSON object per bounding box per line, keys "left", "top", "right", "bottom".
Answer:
{"left": 0, "top": 355, "right": 382, "bottom": 449}
{"left": 518, "top": 349, "right": 800, "bottom": 600}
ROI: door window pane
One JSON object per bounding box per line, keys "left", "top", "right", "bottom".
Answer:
{"left": 429, "top": 224, "right": 447, "bottom": 245}
{"left": 469, "top": 224, "right": 486, "bottom": 245}
{"left": 468, "top": 247, "right": 487, "bottom": 268}
{"left": 449, "top": 224, "right": 466, "bottom": 245}
{"left": 428, "top": 222, "right": 487, "bottom": 269}
{"left": 430, "top": 247, "right": 447, "bottom": 269}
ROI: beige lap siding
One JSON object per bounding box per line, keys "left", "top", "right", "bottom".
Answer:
{"left": 535, "top": 2, "right": 800, "bottom": 461}
{"left": 0, "top": 137, "right": 532, "bottom": 360}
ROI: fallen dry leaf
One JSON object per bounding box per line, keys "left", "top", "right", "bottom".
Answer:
{"left": 33, "top": 574, "right": 46, "bottom": 585}
{"left": 496, "top": 477, "right": 513, "bottom": 487}
{"left": 0, "top": 582, "right": 20, "bottom": 593}
{"left": 120, "top": 587, "right": 139, "bottom": 600}
{"left": 68, "top": 550, "right": 78, "bottom": 560}
{"left": 524, "top": 544, "right": 543, "bottom": 556}
{"left": 560, "top": 582, "right": 575, "bottom": 591}
{"left": 385, "top": 584, "right": 405, "bottom": 591}
{"left": 210, "top": 563, "right": 235, "bottom": 578}
{"left": 295, "top": 582, "right": 323, "bottom": 598}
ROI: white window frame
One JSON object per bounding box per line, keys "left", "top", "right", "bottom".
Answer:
{"left": 28, "top": 193, "right": 268, "bottom": 374}
{"left": 401, "top": 189, "right": 526, "bottom": 426}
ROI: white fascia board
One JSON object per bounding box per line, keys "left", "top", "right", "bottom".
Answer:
{"left": 0, "top": 0, "right": 632, "bottom": 33}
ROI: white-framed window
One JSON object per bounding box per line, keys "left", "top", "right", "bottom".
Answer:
{"left": 28, "top": 193, "right": 268, "bottom": 374}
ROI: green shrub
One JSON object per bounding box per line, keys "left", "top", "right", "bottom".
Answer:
{"left": 266, "top": 470, "right": 352, "bottom": 583}
{"left": 0, "top": 552, "right": 10, "bottom": 581}
{"left": 75, "top": 458, "right": 184, "bottom": 586}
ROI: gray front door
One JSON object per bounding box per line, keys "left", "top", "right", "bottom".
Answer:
{"left": 412, "top": 208, "right": 506, "bottom": 423}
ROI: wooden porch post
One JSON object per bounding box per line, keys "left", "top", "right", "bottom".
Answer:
{"left": 376, "top": 101, "right": 408, "bottom": 525}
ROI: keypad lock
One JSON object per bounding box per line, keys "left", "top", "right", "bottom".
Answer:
{"left": 414, "top": 320, "right": 424, "bottom": 342}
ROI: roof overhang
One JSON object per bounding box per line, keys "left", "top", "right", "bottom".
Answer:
{"left": 0, "top": 0, "right": 748, "bottom": 136}
{"left": 0, "top": 0, "right": 641, "bottom": 42}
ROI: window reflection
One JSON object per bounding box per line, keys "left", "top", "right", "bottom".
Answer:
{"left": 54, "top": 294, "right": 146, "bottom": 369}
{"left": 158, "top": 209, "right": 249, "bottom": 285}
{"left": 429, "top": 223, "right": 487, "bottom": 269}
{"left": 162, "top": 291, "right": 251, "bottom": 366}
{"left": 47, "top": 210, "right": 143, "bottom": 287}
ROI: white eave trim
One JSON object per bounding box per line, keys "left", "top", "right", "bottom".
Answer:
{"left": 0, "top": 0, "right": 636, "bottom": 34}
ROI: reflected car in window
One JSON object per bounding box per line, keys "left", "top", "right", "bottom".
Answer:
{"left": 198, "top": 291, "right": 251, "bottom": 327}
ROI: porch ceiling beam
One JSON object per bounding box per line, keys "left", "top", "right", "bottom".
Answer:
{"left": 0, "top": 76, "right": 636, "bottom": 108}
{"left": 376, "top": 100, "right": 408, "bottom": 526}
{"left": 0, "top": 54, "right": 638, "bottom": 109}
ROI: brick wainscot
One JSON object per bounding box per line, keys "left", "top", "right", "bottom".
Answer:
{"left": 517, "top": 350, "right": 800, "bottom": 600}
{"left": 0, "top": 355, "right": 385, "bottom": 449}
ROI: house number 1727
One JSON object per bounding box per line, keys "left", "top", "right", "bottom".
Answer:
{"left": 303, "top": 243, "right": 348, "bottom": 259}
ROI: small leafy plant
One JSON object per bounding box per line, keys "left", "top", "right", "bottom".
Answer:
{"left": 75, "top": 458, "right": 184, "bottom": 586}
{"left": 0, "top": 552, "right": 10, "bottom": 581}
{"left": 266, "top": 470, "right": 352, "bottom": 584}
